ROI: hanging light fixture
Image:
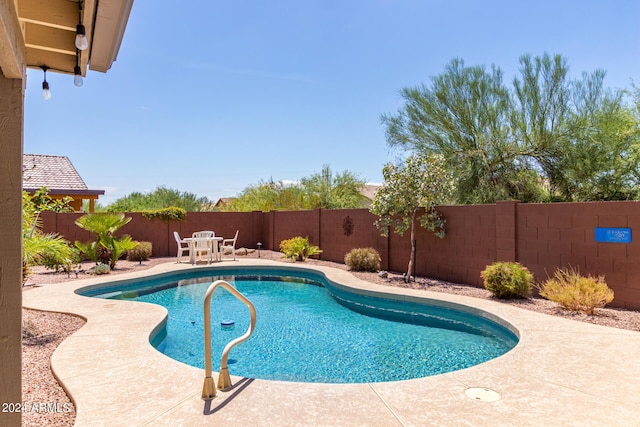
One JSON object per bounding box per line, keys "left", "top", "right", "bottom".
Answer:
{"left": 75, "top": 24, "right": 88, "bottom": 50}
{"left": 74, "top": 51, "right": 83, "bottom": 87}
{"left": 73, "top": 66, "right": 83, "bottom": 87}
{"left": 41, "top": 66, "right": 51, "bottom": 100}
{"left": 75, "top": 2, "right": 88, "bottom": 51}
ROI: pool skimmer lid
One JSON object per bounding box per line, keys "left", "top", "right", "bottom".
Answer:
{"left": 465, "top": 387, "right": 501, "bottom": 402}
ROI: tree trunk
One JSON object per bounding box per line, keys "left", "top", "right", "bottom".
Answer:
{"left": 406, "top": 212, "right": 416, "bottom": 281}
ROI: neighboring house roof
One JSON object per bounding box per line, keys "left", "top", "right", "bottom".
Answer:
{"left": 361, "top": 184, "right": 380, "bottom": 201}
{"left": 215, "top": 197, "right": 236, "bottom": 208}
{"left": 22, "top": 154, "right": 104, "bottom": 196}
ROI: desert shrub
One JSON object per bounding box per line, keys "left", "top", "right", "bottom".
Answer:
{"left": 127, "top": 241, "right": 152, "bottom": 262}
{"left": 22, "top": 319, "right": 40, "bottom": 339}
{"left": 481, "top": 262, "right": 533, "bottom": 299}
{"left": 93, "top": 263, "right": 111, "bottom": 275}
{"left": 539, "top": 267, "right": 614, "bottom": 315}
{"left": 345, "top": 247, "right": 381, "bottom": 272}
{"left": 40, "top": 245, "right": 81, "bottom": 272}
{"left": 279, "top": 236, "right": 322, "bottom": 262}
{"left": 141, "top": 206, "right": 186, "bottom": 222}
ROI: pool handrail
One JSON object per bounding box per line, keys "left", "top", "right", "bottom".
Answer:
{"left": 202, "top": 279, "right": 257, "bottom": 400}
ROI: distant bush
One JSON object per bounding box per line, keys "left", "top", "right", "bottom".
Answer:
{"left": 539, "top": 267, "right": 614, "bottom": 315}
{"left": 141, "top": 206, "right": 186, "bottom": 222}
{"left": 126, "top": 241, "right": 152, "bottom": 263}
{"left": 481, "top": 262, "right": 533, "bottom": 299}
{"left": 279, "top": 236, "right": 322, "bottom": 262}
{"left": 345, "top": 248, "right": 381, "bottom": 272}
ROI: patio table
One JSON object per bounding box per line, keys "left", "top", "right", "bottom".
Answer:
{"left": 183, "top": 236, "right": 223, "bottom": 264}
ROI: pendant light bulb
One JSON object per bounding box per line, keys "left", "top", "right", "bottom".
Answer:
{"left": 42, "top": 81, "right": 51, "bottom": 100}
{"left": 74, "top": 65, "right": 83, "bottom": 87}
{"left": 75, "top": 24, "right": 89, "bottom": 50}
{"left": 41, "top": 66, "right": 51, "bottom": 100}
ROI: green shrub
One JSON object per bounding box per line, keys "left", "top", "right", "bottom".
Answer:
{"left": 539, "top": 267, "right": 614, "bottom": 315}
{"left": 345, "top": 247, "right": 381, "bottom": 272}
{"left": 74, "top": 213, "right": 139, "bottom": 268}
{"left": 40, "top": 245, "right": 81, "bottom": 272}
{"left": 481, "top": 262, "right": 533, "bottom": 299}
{"left": 126, "top": 241, "right": 152, "bottom": 262}
{"left": 279, "top": 236, "right": 322, "bottom": 262}
{"left": 141, "top": 206, "right": 186, "bottom": 222}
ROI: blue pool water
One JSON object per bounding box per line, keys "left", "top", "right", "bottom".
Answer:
{"left": 80, "top": 267, "right": 518, "bottom": 383}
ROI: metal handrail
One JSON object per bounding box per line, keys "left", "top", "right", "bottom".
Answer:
{"left": 202, "top": 280, "right": 256, "bottom": 400}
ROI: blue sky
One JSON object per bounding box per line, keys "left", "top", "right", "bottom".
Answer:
{"left": 24, "top": 0, "right": 640, "bottom": 205}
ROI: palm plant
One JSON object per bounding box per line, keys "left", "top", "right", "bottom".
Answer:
{"left": 74, "top": 213, "right": 138, "bottom": 268}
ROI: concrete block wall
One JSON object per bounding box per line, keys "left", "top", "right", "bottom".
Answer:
{"left": 40, "top": 200, "right": 640, "bottom": 309}
{"left": 517, "top": 201, "right": 640, "bottom": 310}
{"left": 269, "top": 210, "right": 320, "bottom": 252}
{"left": 318, "top": 209, "right": 389, "bottom": 268}
{"left": 391, "top": 204, "right": 497, "bottom": 287}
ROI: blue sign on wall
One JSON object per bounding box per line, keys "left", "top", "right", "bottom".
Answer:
{"left": 594, "top": 227, "right": 632, "bottom": 243}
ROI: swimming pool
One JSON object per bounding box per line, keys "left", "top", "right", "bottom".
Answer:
{"left": 79, "top": 266, "right": 518, "bottom": 383}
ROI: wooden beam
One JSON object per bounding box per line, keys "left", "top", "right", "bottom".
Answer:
{"left": 24, "top": 22, "right": 75, "bottom": 56}
{"left": 18, "top": 0, "right": 78, "bottom": 32}
{"left": 0, "top": 0, "right": 25, "bottom": 78}
{"left": 26, "top": 48, "right": 75, "bottom": 73}
{"left": 25, "top": 42, "right": 75, "bottom": 57}
{"left": 18, "top": 1, "right": 96, "bottom": 75}
{"left": 80, "top": 0, "right": 97, "bottom": 71}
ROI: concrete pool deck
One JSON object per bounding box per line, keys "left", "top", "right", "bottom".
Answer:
{"left": 22, "top": 259, "right": 640, "bottom": 427}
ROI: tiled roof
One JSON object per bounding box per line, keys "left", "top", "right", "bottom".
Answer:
{"left": 360, "top": 184, "right": 380, "bottom": 200}
{"left": 214, "top": 197, "right": 236, "bottom": 207}
{"left": 23, "top": 154, "right": 89, "bottom": 191}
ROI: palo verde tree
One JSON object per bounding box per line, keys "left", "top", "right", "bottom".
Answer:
{"left": 224, "top": 166, "right": 368, "bottom": 211}
{"left": 300, "top": 164, "right": 367, "bottom": 209}
{"left": 381, "top": 58, "right": 538, "bottom": 203}
{"left": 382, "top": 53, "right": 640, "bottom": 203}
{"left": 225, "top": 179, "right": 308, "bottom": 211}
{"left": 512, "top": 54, "right": 640, "bottom": 200}
{"left": 370, "top": 153, "right": 454, "bottom": 281}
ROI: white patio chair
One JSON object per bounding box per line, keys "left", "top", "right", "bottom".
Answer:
{"left": 192, "top": 231, "right": 214, "bottom": 264}
{"left": 173, "top": 231, "right": 191, "bottom": 263}
{"left": 220, "top": 230, "right": 239, "bottom": 260}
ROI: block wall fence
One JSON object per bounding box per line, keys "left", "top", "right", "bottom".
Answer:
{"left": 40, "top": 200, "right": 640, "bottom": 309}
